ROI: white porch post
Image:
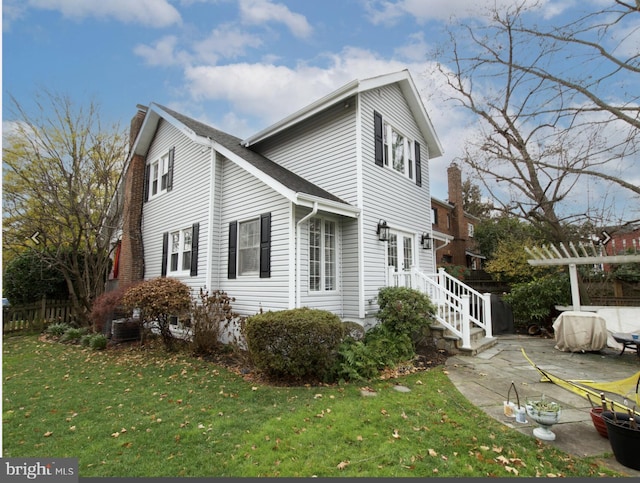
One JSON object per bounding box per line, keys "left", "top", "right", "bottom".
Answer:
{"left": 483, "top": 292, "right": 493, "bottom": 338}
{"left": 568, "top": 263, "right": 581, "bottom": 311}
{"left": 461, "top": 295, "right": 471, "bottom": 349}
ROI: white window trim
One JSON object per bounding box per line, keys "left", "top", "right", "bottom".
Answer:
{"left": 468, "top": 223, "right": 475, "bottom": 238}
{"left": 383, "top": 121, "right": 415, "bottom": 181}
{"left": 168, "top": 227, "right": 193, "bottom": 275}
{"left": 308, "top": 216, "right": 339, "bottom": 293}
{"left": 238, "top": 217, "right": 261, "bottom": 277}
{"left": 148, "top": 151, "right": 170, "bottom": 200}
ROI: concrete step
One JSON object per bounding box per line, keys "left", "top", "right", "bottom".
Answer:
{"left": 428, "top": 324, "right": 496, "bottom": 356}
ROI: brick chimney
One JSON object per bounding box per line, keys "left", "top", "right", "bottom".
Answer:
{"left": 447, "top": 163, "right": 467, "bottom": 266}
{"left": 118, "top": 106, "right": 148, "bottom": 286}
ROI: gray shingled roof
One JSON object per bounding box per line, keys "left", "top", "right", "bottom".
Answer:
{"left": 156, "top": 104, "right": 347, "bottom": 205}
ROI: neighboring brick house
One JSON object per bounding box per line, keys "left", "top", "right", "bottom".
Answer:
{"left": 604, "top": 224, "right": 640, "bottom": 256}
{"left": 431, "top": 163, "right": 485, "bottom": 270}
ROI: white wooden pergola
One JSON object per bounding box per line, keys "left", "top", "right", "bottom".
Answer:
{"left": 525, "top": 241, "right": 640, "bottom": 311}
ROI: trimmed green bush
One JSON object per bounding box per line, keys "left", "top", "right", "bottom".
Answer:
{"left": 244, "top": 307, "right": 344, "bottom": 382}
{"left": 377, "top": 286, "right": 435, "bottom": 337}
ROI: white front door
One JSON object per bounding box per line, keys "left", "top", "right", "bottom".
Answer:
{"left": 388, "top": 231, "right": 414, "bottom": 273}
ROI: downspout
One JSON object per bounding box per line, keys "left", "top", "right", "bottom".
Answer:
{"left": 296, "top": 202, "right": 318, "bottom": 308}
{"left": 205, "top": 140, "right": 217, "bottom": 291}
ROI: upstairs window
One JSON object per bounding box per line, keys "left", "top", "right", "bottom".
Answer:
{"left": 468, "top": 223, "right": 475, "bottom": 238}
{"left": 374, "top": 111, "right": 422, "bottom": 186}
{"left": 145, "top": 147, "right": 174, "bottom": 201}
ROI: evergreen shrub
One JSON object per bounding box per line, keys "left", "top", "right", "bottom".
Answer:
{"left": 244, "top": 307, "right": 344, "bottom": 382}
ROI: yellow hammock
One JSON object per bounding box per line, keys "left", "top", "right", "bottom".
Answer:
{"left": 521, "top": 348, "right": 640, "bottom": 416}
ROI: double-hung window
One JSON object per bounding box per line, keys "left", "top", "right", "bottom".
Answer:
{"left": 169, "top": 227, "right": 193, "bottom": 273}
{"left": 238, "top": 218, "right": 260, "bottom": 276}
{"left": 384, "top": 123, "right": 414, "bottom": 180}
{"left": 147, "top": 148, "right": 174, "bottom": 200}
{"left": 374, "top": 111, "right": 422, "bottom": 186}
{"left": 309, "top": 217, "right": 336, "bottom": 292}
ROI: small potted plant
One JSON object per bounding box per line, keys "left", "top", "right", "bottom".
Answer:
{"left": 526, "top": 396, "right": 562, "bottom": 441}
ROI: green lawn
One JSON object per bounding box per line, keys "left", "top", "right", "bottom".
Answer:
{"left": 2, "top": 335, "right": 622, "bottom": 477}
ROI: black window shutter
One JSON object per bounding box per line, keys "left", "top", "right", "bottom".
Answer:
{"left": 415, "top": 141, "right": 422, "bottom": 187}
{"left": 228, "top": 221, "right": 237, "bottom": 279}
{"left": 144, "top": 163, "right": 151, "bottom": 202}
{"left": 190, "top": 222, "right": 199, "bottom": 277}
{"left": 374, "top": 111, "right": 384, "bottom": 167}
{"left": 259, "top": 213, "right": 271, "bottom": 278}
{"left": 167, "top": 147, "right": 175, "bottom": 192}
{"left": 161, "top": 232, "right": 169, "bottom": 277}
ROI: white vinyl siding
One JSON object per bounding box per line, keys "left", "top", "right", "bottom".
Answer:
{"left": 250, "top": 99, "right": 359, "bottom": 205}
{"left": 359, "top": 84, "right": 434, "bottom": 310}
{"left": 218, "top": 160, "right": 291, "bottom": 315}
{"left": 141, "top": 119, "right": 209, "bottom": 292}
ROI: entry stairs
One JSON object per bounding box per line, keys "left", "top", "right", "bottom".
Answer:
{"left": 389, "top": 267, "right": 497, "bottom": 356}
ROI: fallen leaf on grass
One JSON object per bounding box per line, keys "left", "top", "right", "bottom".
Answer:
{"left": 428, "top": 448, "right": 438, "bottom": 457}
{"left": 337, "top": 461, "right": 350, "bottom": 470}
{"left": 111, "top": 432, "right": 120, "bottom": 438}
{"left": 43, "top": 431, "right": 53, "bottom": 437}
{"left": 392, "top": 429, "right": 400, "bottom": 439}
{"left": 505, "top": 465, "right": 519, "bottom": 475}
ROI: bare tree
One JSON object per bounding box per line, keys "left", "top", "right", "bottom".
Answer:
{"left": 432, "top": 0, "right": 639, "bottom": 242}
{"left": 3, "top": 90, "right": 127, "bottom": 324}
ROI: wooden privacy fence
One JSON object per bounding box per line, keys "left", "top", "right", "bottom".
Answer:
{"left": 3, "top": 299, "right": 73, "bottom": 333}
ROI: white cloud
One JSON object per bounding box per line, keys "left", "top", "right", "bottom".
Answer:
{"left": 25, "top": 0, "right": 182, "bottom": 27}
{"left": 393, "top": 32, "right": 430, "bottom": 62}
{"left": 193, "top": 24, "right": 263, "bottom": 63}
{"left": 134, "top": 36, "right": 192, "bottom": 66}
{"left": 365, "top": 0, "right": 557, "bottom": 25}
{"left": 239, "top": 0, "right": 313, "bottom": 38}
{"left": 183, "top": 48, "right": 415, "bottom": 125}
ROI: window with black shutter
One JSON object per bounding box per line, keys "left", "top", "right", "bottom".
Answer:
{"left": 260, "top": 213, "right": 271, "bottom": 278}
{"left": 374, "top": 111, "right": 384, "bottom": 167}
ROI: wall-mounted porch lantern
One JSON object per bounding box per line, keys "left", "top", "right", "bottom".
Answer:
{"left": 377, "top": 220, "right": 390, "bottom": 241}
{"left": 421, "top": 232, "right": 432, "bottom": 250}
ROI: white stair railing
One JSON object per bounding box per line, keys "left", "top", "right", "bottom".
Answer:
{"left": 388, "top": 267, "right": 492, "bottom": 350}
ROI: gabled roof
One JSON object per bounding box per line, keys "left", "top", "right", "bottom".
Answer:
{"left": 241, "top": 69, "right": 444, "bottom": 159}
{"left": 130, "top": 103, "right": 359, "bottom": 217}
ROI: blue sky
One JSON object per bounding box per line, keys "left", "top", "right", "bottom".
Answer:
{"left": 2, "top": 0, "right": 638, "bottom": 212}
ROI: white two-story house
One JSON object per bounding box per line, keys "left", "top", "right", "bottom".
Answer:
{"left": 114, "top": 70, "right": 450, "bottom": 328}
